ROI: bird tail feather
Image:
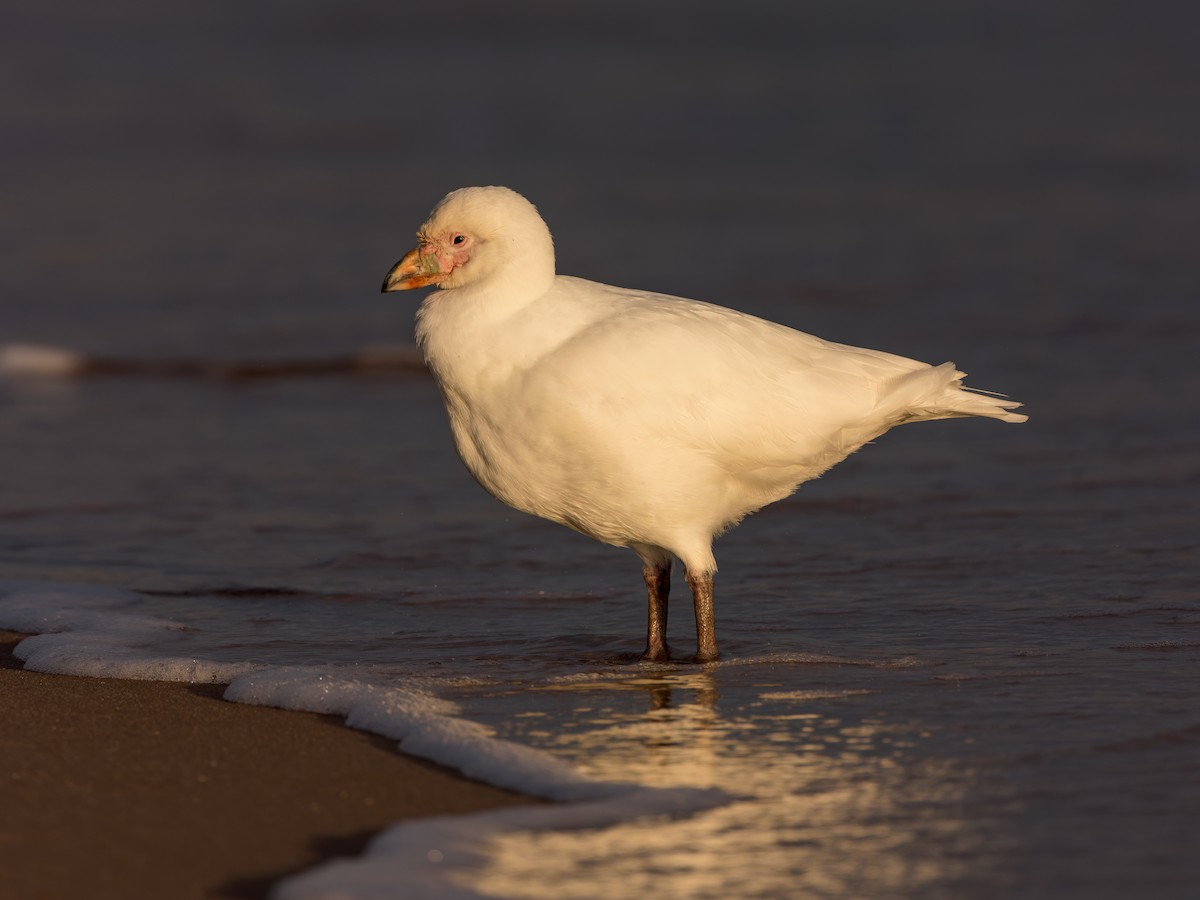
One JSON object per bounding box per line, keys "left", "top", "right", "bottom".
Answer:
{"left": 887, "top": 362, "right": 1028, "bottom": 424}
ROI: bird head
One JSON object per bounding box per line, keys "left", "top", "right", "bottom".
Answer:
{"left": 381, "top": 186, "right": 555, "bottom": 294}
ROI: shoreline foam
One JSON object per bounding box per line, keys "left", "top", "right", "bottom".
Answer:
{"left": 0, "top": 628, "right": 538, "bottom": 900}
{"left": 0, "top": 582, "right": 729, "bottom": 899}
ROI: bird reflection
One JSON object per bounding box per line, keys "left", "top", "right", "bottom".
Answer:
{"left": 639, "top": 671, "right": 718, "bottom": 713}
{"left": 537, "top": 671, "right": 723, "bottom": 787}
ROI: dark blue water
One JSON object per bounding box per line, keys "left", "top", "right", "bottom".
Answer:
{"left": 2, "top": 2, "right": 1198, "bottom": 897}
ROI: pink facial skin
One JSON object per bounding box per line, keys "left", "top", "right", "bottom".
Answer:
{"left": 424, "top": 230, "right": 473, "bottom": 276}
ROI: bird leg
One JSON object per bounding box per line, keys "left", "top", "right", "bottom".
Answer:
{"left": 640, "top": 560, "right": 672, "bottom": 662}
{"left": 686, "top": 570, "right": 719, "bottom": 663}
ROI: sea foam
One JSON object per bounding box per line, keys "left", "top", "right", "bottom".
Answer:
{"left": 0, "top": 343, "right": 84, "bottom": 377}
{"left": 0, "top": 580, "right": 728, "bottom": 899}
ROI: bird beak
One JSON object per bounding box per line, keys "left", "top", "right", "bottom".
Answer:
{"left": 381, "top": 245, "right": 444, "bottom": 292}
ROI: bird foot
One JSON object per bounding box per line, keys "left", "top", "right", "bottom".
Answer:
{"left": 640, "top": 643, "right": 673, "bottom": 663}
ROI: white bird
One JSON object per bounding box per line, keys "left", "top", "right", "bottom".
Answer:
{"left": 382, "top": 186, "right": 1026, "bottom": 663}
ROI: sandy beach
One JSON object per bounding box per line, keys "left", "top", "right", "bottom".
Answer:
{"left": 0, "top": 629, "right": 538, "bottom": 900}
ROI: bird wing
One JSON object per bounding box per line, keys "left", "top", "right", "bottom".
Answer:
{"left": 521, "top": 277, "right": 929, "bottom": 471}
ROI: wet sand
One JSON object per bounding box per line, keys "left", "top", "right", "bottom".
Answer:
{"left": 0, "top": 629, "right": 538, "bottom": 900}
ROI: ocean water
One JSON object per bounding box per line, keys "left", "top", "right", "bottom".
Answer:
{"left": 3, "top": 1, "right": 1199, "bottom": 898}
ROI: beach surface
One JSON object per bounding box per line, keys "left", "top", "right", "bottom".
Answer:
{"left": 0, "top": 629, "right": 537, "bottom": 900}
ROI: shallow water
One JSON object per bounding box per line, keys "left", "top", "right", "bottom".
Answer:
{"left": 3, "top": 1, "right": 1199, "bottom": 897}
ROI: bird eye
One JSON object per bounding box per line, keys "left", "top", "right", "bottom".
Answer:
{"left": 451, "top": 233, "right": 467, "bottom": 246}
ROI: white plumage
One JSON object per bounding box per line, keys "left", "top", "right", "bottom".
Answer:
{"left": 382, "top": 186, "right": 1026, "bottom": 662}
